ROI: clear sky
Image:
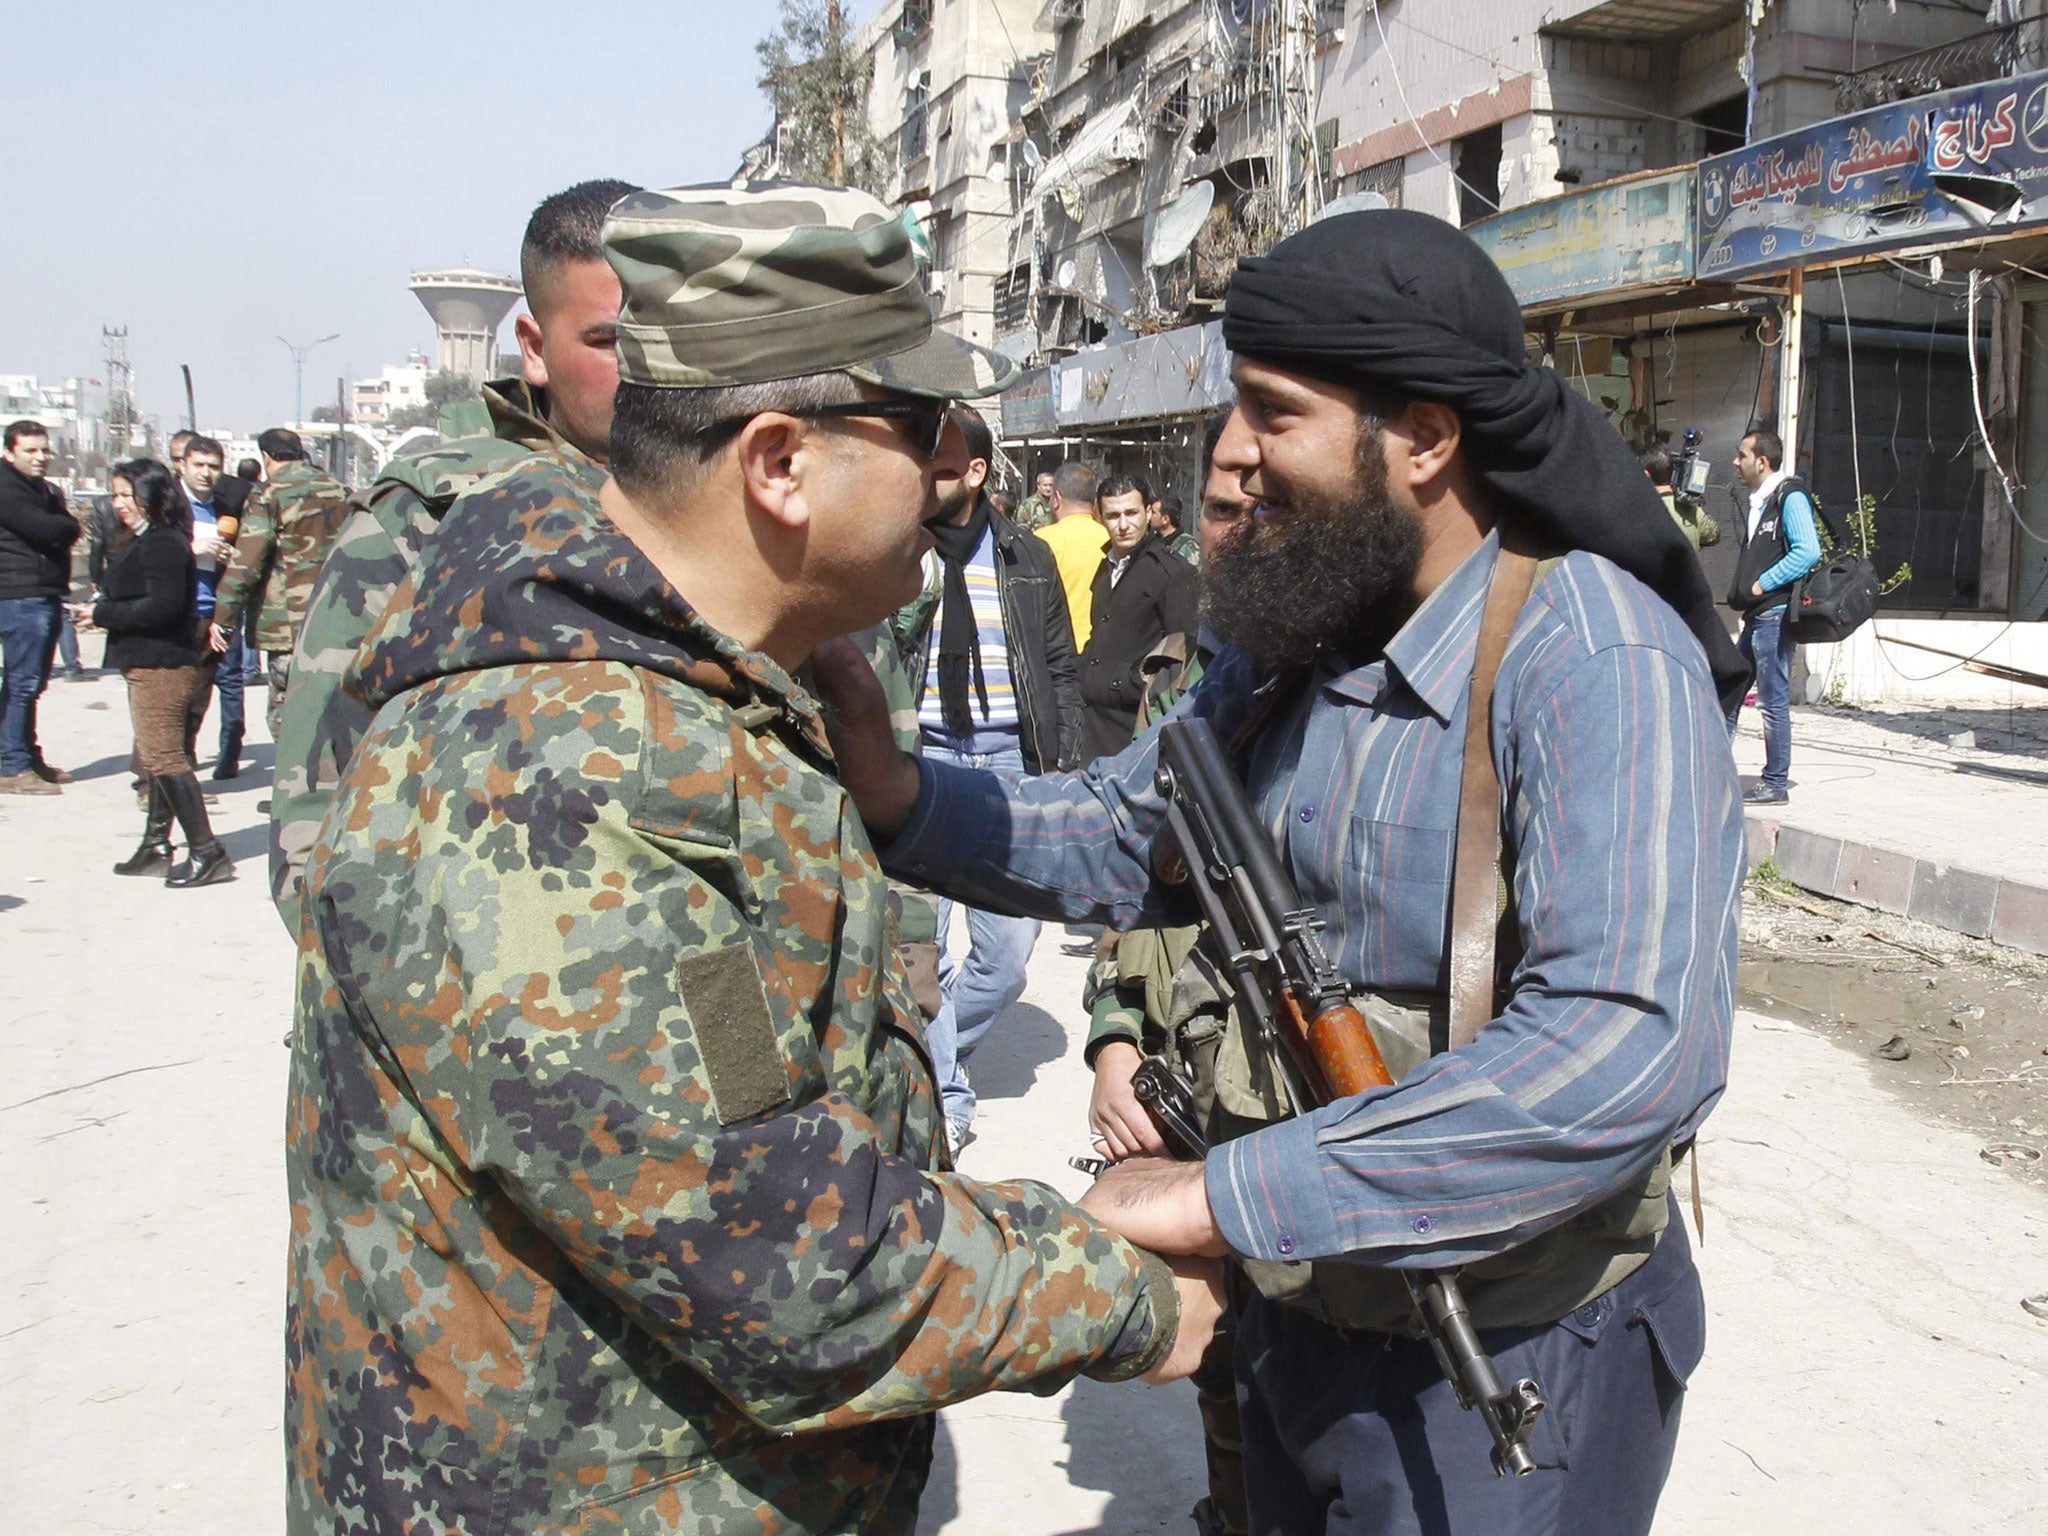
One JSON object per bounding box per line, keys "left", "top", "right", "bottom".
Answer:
{"left": 3, "top": 1, "right": 798, "bottom": 433}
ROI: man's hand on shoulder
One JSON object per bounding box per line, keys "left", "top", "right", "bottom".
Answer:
{"left": 1080, "top": 1155, "right": 1228, "bottom": 1258}
{"left": 813, "top": 636, "right": 923, "bottom": 839}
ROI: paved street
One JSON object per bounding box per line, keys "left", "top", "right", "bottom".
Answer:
{"left": 3, "top": 668, "right": 2044, "bottom": 1533}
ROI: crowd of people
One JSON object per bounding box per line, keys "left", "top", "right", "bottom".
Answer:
{"left": 0, "top": 418, "right": 347, "bottom": 887}
{"left": 236, "top": 174, "right": 1751, "bottom": 1536}
{"left": 8, "top": 168, "right": 1768, "bottom": 1535}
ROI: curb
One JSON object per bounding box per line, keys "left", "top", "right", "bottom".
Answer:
{"left": 1744, "top": 814, "right": 2048, "bottom": 958}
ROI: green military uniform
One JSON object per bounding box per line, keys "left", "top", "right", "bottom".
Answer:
{"left": 1659, "top": 488, "right": 1721, "bottom": 551}
{"left": 1077, "top": 629, "right": 1245, "bottom": 1536}
{"left": 267, "top": 379, "right": 590, "bottom": 926}
{"left": 1013, "top": 493, "right": 1053, "bottom": 532}
{"left": 1082, "top": 630, "right": 1212, "bottom": 1069}
{"left": 1167, "top": 529, "right": 1202, "bottom": 568}
{"left": 286, "top": 182, "right": 1184, "bottom": 1536}
{"left": 211, "top": 459, "right": 350, "bottom": 739}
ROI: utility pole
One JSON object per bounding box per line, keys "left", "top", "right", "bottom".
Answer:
{"left": 826, "top": 0, "right": 846, "bottom": 184}
{"left": 1274, "top": 0, "right": 1325, "bottom": 237}
{"left": 277, "top": 332, "right": 339, "bottom": 427}
{"left": 334, "top": 374, "right": 349, "bottom": 482}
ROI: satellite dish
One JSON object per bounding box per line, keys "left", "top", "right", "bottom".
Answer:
{"left": 1056, "top": 258, "right": 1078, "bottom": 289}
{"left": 1311, "top": 191, "right": 1390, "bottom": 225}
{"left": 1020, "top": 139, "right": 1042, "bottom": 169}
{"left": 1146, "top": 181, "right": 1216, "bottom": 267}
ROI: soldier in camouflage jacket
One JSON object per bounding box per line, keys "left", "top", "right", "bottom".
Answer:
{"left": 268, "top": 378, "right": 592, "bottom": 923}
{"left": 288, "top": 449, "right": 1184, "bottom": 1536}
{"left": 285, "top": 182, "right": 1212, "bottom": 1535}
{"left": 210, "top": 431, "right": 350, "bottom": 739}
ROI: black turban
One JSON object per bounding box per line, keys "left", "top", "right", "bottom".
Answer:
{"left": 1222, "top": 208, "right": 1749, "bottom": 713}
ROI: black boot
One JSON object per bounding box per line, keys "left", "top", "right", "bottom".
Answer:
{"left": 113, "top": 777, "right": 175, "bottom": 876}
{"left": 160, "top": 772, "right": 234, "bottom": 888}
{"left": 213, "top": 725, "right": 244, "bottom": 782}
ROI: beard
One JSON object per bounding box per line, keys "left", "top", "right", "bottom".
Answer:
{"left": 1204, "top": 419, "right": 1425, "bottom": 670}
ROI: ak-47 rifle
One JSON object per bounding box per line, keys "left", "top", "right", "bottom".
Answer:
{"left": 1146, "top": 714, "right": 1545, "bottom": 1478}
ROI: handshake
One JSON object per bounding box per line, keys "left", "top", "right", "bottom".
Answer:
{"left": 1080, "top": 1143, "right": 1230, "bottom": 1386}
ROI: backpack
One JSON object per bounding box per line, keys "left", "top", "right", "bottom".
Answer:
{"left": 1788, "top": 493, "right": 1880, "bottom": 642}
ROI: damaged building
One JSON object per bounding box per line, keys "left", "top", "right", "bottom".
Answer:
{"left": 854, "top": 0, "right": 2048, "bottom": 703}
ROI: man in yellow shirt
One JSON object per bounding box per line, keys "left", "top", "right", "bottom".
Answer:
{"left": 1034, "top": 460, "right": 1107, "bottom": 650}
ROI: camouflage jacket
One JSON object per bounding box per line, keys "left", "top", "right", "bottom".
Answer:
{"left": 268, "top": 379, "right": 588, "bottom": 927}
{"left": 211, "top": 460, "right": 351, "bottom": 650}
{"left": 286, "top": 459, "right": 1177, "bottom": 1536}
{"left": 1012, "top": 494, "right": 1052, "bottom": 533}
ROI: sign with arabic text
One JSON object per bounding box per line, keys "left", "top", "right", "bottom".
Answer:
{"left": 1469, "top": 168, "right": 1694, "bottom": 309}
{"left": 999, "top": 367, "right": 1057, "bottom": 438}
{"left": 1697, "top": 68, "right": 2048, "bottom": 280}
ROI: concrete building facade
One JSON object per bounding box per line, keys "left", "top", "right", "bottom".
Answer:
{"left": 0, "top": 373, "right": 127, "bottom": 488}
{"left": 351, "top": 352, "right": 432, "bottom": 430}
{"left": 858, "top": 0, "right": 1058, "bottom": 361}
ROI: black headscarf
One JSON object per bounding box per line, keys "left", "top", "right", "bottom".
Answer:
{"left": 928, "top": 498, "right": 993, "bottom": 738}
{"left": 1222, "top": 208, "right": 1749, "bottom": 712}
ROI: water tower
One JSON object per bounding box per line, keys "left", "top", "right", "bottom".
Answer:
{"left": 407, "top": 268, "right": 521, "bottom": 384}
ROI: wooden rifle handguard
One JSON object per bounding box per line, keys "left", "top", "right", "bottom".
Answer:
{"left": 1286, "top": 995, "right": 1396, "bottom": 1098}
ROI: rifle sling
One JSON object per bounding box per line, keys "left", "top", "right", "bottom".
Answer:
{"left": 1447, "top": 543, "right": 1539, "bottom": 1050}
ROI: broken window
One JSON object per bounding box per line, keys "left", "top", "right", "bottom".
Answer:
{"left": 1456, "top": 122, "right": 1501, "bottom": 225}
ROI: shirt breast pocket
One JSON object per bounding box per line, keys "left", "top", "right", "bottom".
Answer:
{"left": 1347, "top": 814, "right": 1454, "bottom": 978}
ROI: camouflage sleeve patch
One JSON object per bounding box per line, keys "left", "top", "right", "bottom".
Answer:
{"left": 676, "top": 942, "right": 791, "bottom": 1124}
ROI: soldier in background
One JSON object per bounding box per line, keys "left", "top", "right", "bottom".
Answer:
{"left": 1642, "top": 446, "right": 1719, "bottom": 551}
{"left": 1013, "top": 467, "right": 1057, "bottom": 531}
{"left": 268, "top": 178, "right": 638, "bottom": 926}
{"left": 284, "top": 182, "right": 1220, "bottom": 1536}
{"left": 208, "top": 428, "right": 349, "bottom": 740}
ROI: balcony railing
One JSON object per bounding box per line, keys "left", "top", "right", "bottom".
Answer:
{"left": 1835, "top": 21, "right": 2029, "bottom": 113}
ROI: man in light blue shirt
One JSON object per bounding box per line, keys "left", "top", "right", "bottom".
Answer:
{"left": 1726, "top": 428, "right": 1822, "bottom": 805}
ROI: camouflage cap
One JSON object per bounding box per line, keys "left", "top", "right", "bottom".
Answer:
{"left": 603, "top": 182, "right": 1018, "bottom": 399}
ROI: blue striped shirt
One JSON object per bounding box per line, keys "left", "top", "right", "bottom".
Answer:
{"left": 918, "top": 527, "right": 1021, "bottom": 743}
{"left": 886, "top": 534, "right": 1743, "bottom": 1269}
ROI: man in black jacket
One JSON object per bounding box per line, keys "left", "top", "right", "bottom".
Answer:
{"left": 0, "top": 421, "right": 80, "bottom": 793}
{"left": 1077, "top": 472, "right": 1199, "bottom": 762}
{"left": 890, "top": 407, "right": 1082, "bottom": 1144}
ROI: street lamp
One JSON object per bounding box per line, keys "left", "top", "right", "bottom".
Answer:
{"left": 277, "top": 332, "right": 340, "bottom": 427}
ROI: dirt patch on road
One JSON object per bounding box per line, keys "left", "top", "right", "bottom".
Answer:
{"left": 1741, "top": 878, "right": 2048, "bottom": 1190}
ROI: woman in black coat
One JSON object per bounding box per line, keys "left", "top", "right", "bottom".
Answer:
{"left": 79, "top": 458, "right": 231, "bottom": 887}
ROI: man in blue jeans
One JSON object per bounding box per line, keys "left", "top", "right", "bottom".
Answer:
{"left": 1726, "top": 428, "right": 1821, "bottom": 805}
{"left": 0, "top": 420, "right": 80, "bottom": 794}
{"left": 176, "top": 436, "right": 248, "bottom": 776}
{"left": 890, "top": 409, "right": 1081, "bottom": 1145}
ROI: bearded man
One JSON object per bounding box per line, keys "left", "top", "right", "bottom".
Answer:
{"left": 820, "top": 208, "right": 1748, "bottom": 1535}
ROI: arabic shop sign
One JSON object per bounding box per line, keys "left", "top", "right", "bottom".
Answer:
{"left": 1698, "top": 68, "right": 2048, "bottom": 280}
{"left": 1468, "top": 168, "right": 1694, "bottom": 309}
{"left": 999, "top": 366, "right": 1057, "bottom": 438}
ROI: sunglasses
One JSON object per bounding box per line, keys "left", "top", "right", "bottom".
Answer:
{"left": 696, "top": 398, "right": 953, "bottom": 460}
